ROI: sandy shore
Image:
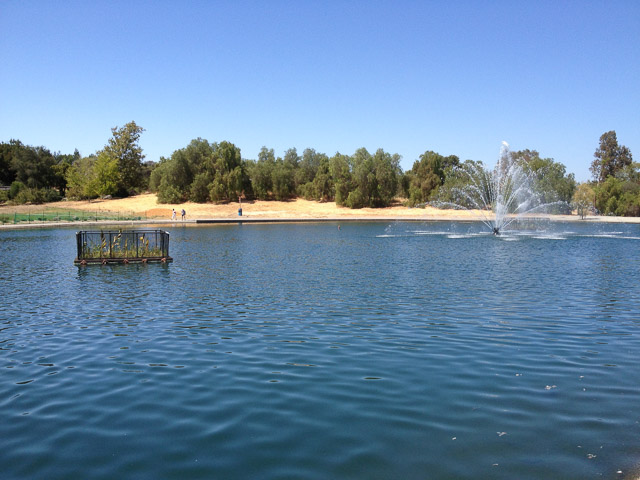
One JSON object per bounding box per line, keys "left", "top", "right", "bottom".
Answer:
{"left": 1, "top": 193, "right": 639, "bottom": 225}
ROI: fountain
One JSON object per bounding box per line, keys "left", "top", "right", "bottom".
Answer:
{"left": 436, "top": 142, "right": 555, "bottom": 235}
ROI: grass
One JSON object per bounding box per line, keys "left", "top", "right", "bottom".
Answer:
{"left": 0, "top": 209, "right": 144, "bottom": 224}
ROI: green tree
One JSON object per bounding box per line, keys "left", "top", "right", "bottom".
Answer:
{"left": 594, "top": 176, "right": 622, "bottom": 214}
{"left": 272, "top": 160, "right": 296, "bottom": 200}
{"left": 345, "top": 148, "right": 400, "bottom": 208}
{"left": 102, "top": 121, "right": 145, "bottom": 196}
{"left": 148, "top": 157, "right": 168, "bottom": 192}
{"left": 247, "top": 147, "right": 276, "bottom": 200}
{"left": 140, "top": 160, "right": 156, "bottom": 191}
{"left": 156, "top": 177, "right": 183, "bottom": 204}
{"left": 346, "top": 148, "right": 374, "bottom": 208}
{"left": 0, "top": 141, "right": 18, "bottom": 185}
{"left": 183, "top": 138, "right": 216, "bottom": 176}
{"left": 90, "top": 152, "right": 119, "bottom": 197}
{"left": 590, "top": 131, "right": 633, "bottom": 184}
{"left": 587, "top": 132, "right": 637, "bottom": 216}
{"left": 295, "top": 148, "right": 327, "bottom": 194}
{"left": 65, "top": 156, "right": 98, "bottom": 199}
{"left": 164, "top": 150, "right": 193, "bottom": 196}
{"left": 8, "top": 181, "right": 26, "bottom": 200}
{"left": 283, "top": 148, "right": 300, "bottom": 169}
{"left": 152, "top": 140, "right": 225, "bottom": 204}
{"left": 209, "top": 173, "right": 227, "bottom": 202}
{"left": 572, "top": 183, "right": 595, "bottom": 219}
{"left": 433, "top": 159, "right": 484, "bottom": 207}
{"left": 10, "top": 143, "right": 57, "bottom": 189}
{"left": 190, "top": 172, "right": 211, "bottom": 203}
{"left": 406, "top": 151, "right": 459, "bottom": 206}
{"left": 513, "top": 150, "right": 576, "bottom": 213}
{"left": 329, "top": 153, "right": 352, "bottom": 206}
{"left": 595, "top": 176, "right": 640, "bottom": 216}
{"left": 310, "top": 155, "right": 333, "bottom": 201}
{"left": 52, "top": 149, "right": 79, "bottom": 197}
{"left": 212, "top": 141, "right": 248, "bottom": 201}
{"left": 372, "top": 149, "right": 401, "bottom": 206}
{"left": 153, "top": 139, "right": 249, "bottom": 203}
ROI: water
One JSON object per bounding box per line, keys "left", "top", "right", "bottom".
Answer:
{"left": 438, "top": 142, "right": 568, "bottom": 234}
{"left": 1, "top": 221, "right": 640, "bottom": 479}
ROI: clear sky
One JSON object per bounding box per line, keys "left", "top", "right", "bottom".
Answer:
{"left": 1, "top": 0, "right": 638, "bottom": 182}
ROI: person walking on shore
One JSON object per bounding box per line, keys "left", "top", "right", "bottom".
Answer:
{"left": 172, "top": 209, "right": 176, "bottom": 220}
{"left": 181, "top": 209, "right": 186, "bottom": 221}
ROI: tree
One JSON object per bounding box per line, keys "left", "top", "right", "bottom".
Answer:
{"left": 271, "top": 160, "right": 295, "bottom": 200}
{"left": 587, "top": 132, "right": 637, "bottom": 216}
{"left": 247, "top": 147, "right": 276, "bottom": 200}
{"left": 594, "top": 176, "right": 640, "bottom": 216}
{"left": 156, "top": 177, "right": 183, "bottom": 204}
{"left": 283, "top": 148, "right": 300, "bottom": 169}
{"left": 90, "top": 152, "right": 119, "bottom": 197}
{"left": 65, "top": 156, "right": 98, "bottom": 199}
{"left": 140, "top": 160, "right": 156, "bottom": 191}
{"left": 329, "top": 153, "right": 352, "bottom": 206}
{"left": 310, "top": 156, "right": 333, "bottom": 201}
{"left": 372, "top": 149, "right": 401, "bottom": 206}
{"left": 405, "top": 151, "right": 459, "bottom": 206}
{"left": 163, "top": 150, "right": 193, "bottom": 196}
{"left": 432, "top": 159, "right": 487, "bottom": 208}
{"left": 10, "top": 143, "right": 57, "bottom": 189}
{"left": 190, "top": 173, "right": 211, "bottom": 203}
{"left": 0, "top": 141, "right": 18, "bottom": 185}
{"left": 102, "top": 121, "right": 145, "bottom": 195}
{"left": 513, "top": 150, "right": 576, "bottom": 213}
{"left": 213, "top": 141, "right": 248, "bottom": 201}
{"left": 346, "top": 148, "right": 374, "bottom": 208}
{"left": 151, "top": 139, "right": 248, "bottom": 204}
{"left": 590, "top": 131, "right": 633, "bottom": 183}
{"left": 572, "top": 183, "right": 595, "bottom": 219}
{"left": 52, "top": 149, "right": 79, "bottom": 197}
{"left": 295, "top": 148, "right": 326, "bottom": 193}
{"left": 345, "top": 148, "right": 401, "bottom": 208}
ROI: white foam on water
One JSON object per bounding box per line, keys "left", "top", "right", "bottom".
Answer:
{"left": 447, "top": 234, "right": 474, "bottom": 239}
{"left": 581, "top": 234, "right": 640, "bottom": 240}
{"left": 411, "top": 231, "right": 451, "bottom": 236}
{"left": 532, "top": 235, "right": 566, "bottom": 240}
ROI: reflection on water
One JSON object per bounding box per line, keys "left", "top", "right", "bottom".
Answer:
{"left": 1, "top": 222, "right": 640, "bottom": 479}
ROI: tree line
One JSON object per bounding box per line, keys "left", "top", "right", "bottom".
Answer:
{"left": 1, "top": 122, "right": 637, "bottom": 216}
{"left": 150, "top": 140, "right": 404, "bottom": 209}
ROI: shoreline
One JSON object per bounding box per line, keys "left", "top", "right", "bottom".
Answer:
{"left": 2, "top": 193, "right": 640, "bottom": 230}
{"left": 1, "top": 214, "right": 638, "bottom": 231}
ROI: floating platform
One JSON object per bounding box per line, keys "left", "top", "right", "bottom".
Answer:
{"left": 74, "top": 229, "right": 173, "bottom": 265}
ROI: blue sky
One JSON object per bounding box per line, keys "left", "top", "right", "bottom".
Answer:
{"left": 2, "top": 1, "right": 638, "bottom": 182}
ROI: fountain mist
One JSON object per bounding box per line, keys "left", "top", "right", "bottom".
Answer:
{"left": 438, "top": 142, "right": 555, "bottom": 234}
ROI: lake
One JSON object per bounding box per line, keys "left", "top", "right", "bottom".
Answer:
{"left": 1, "top": 221, "right": 639, "bottom": 479}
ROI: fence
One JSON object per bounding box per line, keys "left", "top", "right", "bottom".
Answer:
{"left": 0, "top": 210, "right": 144, "bottom": 225}
{"left": 75, "top": 230, "right": 171, "bottom": 264}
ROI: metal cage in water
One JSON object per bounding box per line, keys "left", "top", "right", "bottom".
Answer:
{"left": 74, "top": 230, "right": 172, "bottom": 265}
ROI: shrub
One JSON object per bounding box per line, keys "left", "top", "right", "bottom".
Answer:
{"left": 209, "top": 176, "right": 226, "bottom": 203}
{"left": 190, "top": 173, "right": 210, "bottom": 203}
{"left": 157, "top": 180, "right": 183, "bottom": 204}
{"left": 345, "top": 189, "right": 366, "bottom": 209}
{"left": 9, "top": 181, "right": 26, "bottom": 199}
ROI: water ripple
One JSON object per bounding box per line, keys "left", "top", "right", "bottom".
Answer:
{"left": 1, "top": 223, "right": 639, "bottom": 479}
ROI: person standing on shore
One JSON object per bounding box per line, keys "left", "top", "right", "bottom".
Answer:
{"left": 172, "top": 209, "right": 176, "bottom": 220}
{"left": 181, "top": 209, "right": 186, "bottom": 221}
